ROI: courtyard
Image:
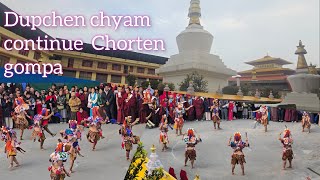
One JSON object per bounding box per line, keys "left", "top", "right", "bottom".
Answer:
{"left": 0, "top": 120, "right": 319, "bottom": 180}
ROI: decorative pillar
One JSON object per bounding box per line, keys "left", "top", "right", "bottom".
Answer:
{"left": 164, "top": 84, "right": 170, "bottom": 92}
{"left": 268, "top": 91, "right": 274, "bottom": 99}
{"left": 187, "top": 81, "right": 195, "bottom": 95}
{"left": 237, "top": 87, "right": 243, "bottom": 97}
{"left": 255, "top": 89, "right": 260, "bottom": 98}
{"left": 216, "top": 85, "right": 222, "bottom": 96}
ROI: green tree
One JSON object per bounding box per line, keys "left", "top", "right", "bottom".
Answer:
{"left": 149, "top": 80, "right": 160, "bottom": 89}
{"left": 126, "top": 74, "right": 137, "bottom": 86}
{"left": 222, "top": 86, "right": 238, "bottom": 95}
{"left": 141, "top": 81, "right": 149, "bottom": 89}
{"left": 157, "top": 82, "right": 175, "bottom": 91}
{"left": 179, "top": 71, "right": 208, "bottom": 92}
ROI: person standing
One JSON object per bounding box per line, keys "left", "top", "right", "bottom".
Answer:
{"left": 65, "top": 89, "right": 71, "bottom": 121}
{"left": 25, "top": 92, "right": 35, "bottom": 125}
{"left": 203, "top": 98, "right": 211, "bottom": 121}
{"left": 279, "top": 128, "right": 293, "bottom": 170}
{"left": 88, "top": 88, "right": 98, "bottom": 116}
{"left": 193, "top": 96, "right": 204, "bottom": 121}
{"left": 211, "top": 99, "right": 221, "bottom": 130}
{"left": 2, "top": 94, "right": 13, "bottom": 128}
{"left": 228, "top": 132, "right": 249, "bottom": 176}
{"left": 220, "top": 100, "right": 228, "bottom": 120}
{"left": 69, "top": 92, "right": 81, "bottom": 120}
{"left": 124, "top": 87, "right": 136, "bottom": 122}
{"left": 301, "top": 112, "right": 311, "bottom": 133}
{"left": 57, "top": 91, "right": 67, "bottom": 123}
{"left": 116, "top": 86, "right": 125, "bottom": 124}
{"left": 228, "top": 101, "right": 234, "bottom": 121}
{"left": 101, "top": 84, "right": 115, "bottom": 121}
{"left": 242, "top": 103, "right": 248, "bottom": 119}
{"left": 185, "top": 95, "right": 194, "bottom": 121}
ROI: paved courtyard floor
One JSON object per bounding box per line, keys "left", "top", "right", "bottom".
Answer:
{"left": 0, "top": 119, "right": 320, "bottom": 180}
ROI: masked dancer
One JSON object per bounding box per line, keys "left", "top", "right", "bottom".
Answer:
{"left": 159, "top": 114, "right": 170, "bottom": 151}
{"left": 85, "top": 106, "right": 106, "bottom": 151}
{"left": 182, "top": 128, "right": 202, "bottom": 168}
{"left": 1, "top": 127, "right": 25, "bottom": 169}
{"left": 120, "top": 116, "right": 140, "bottom": 160}
{"left": 49, "top": 151, "right": 70, "bottom": 180}
{"left": 301, "top": 112, "right": 311, "bottom": 133}
{"left": 279, "top": 128, "right": 293, "bottom": 170}
{"left": 210, "top": 99, "right": 221, "bottom": 130}
{"left": 228, "top": 132, "right": 249, "bottom": 175}
{"left": 13, "top": 97, "right": 30, "bottom": 140}
{"left": 31, "top": 109, "right": 54, "bottom": 150}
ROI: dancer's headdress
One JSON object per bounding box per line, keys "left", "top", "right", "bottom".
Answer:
{"left": 187, "top": 128, "right": 195, "bottom": 140}
{"left": 69, "top": 120, "right": 77, "bottom": 129}
{"left": 283, "top": 128, "right": 291, "bottom": 138}
{"left": 0, "top": 126, "right": 16, "bottom": 142}
{"left": 50, "top": 151, "right": 68, "bottom": 163}
{"left": 41, "top": 108, "right": 49, "bottom": 116}
{"left": 234, "top": 132, "right": 242, "bottom": 141}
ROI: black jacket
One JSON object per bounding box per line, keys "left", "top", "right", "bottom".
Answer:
{"left": 101, "top": 90, "right": 115, "bottom": 107}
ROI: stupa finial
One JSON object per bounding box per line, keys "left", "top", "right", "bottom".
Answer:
{"left": 188, "top": 0, "right": 201, "bottom": 26}
{"left": 295, "top": 40, "right": 308, "bottom": 69}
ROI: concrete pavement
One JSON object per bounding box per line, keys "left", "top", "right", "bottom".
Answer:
{"left": 0, "top": 120, "right": 319, "bottom": 180}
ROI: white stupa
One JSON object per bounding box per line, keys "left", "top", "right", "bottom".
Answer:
{"left": 156, "top": 0, "right": 236, "bottom": 92}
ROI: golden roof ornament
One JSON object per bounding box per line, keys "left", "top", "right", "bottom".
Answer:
{"left": 188, "top": 0, "right": 201, "bottom": 26}
{"left": 295, "top": 40, "right": 308, "bottom": 69}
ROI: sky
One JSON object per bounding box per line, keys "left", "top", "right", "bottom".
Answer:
{"left": 1, "top": 0, "right": 319, "bottom": 72}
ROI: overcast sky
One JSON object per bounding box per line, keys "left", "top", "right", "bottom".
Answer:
{"left": 1, "top": 0, "right": 319, "bottom": 71}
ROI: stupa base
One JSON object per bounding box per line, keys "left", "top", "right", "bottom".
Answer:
{"left": 282, "top": 92, "right": 320, "bottom": 112}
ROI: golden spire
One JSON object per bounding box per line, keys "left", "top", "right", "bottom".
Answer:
{"left": 150, "top": 144, "right": 156, "bottom": 153}
{"left": 188, "top": 0, "right": 201, "bottom": 26}
{"left": 295, "top": 40, "right": 308, "bottom": 69}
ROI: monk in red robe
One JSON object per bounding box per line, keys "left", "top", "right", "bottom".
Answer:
{"left": 124, "top": 88, "right": 136, "bottom": 122}
{"left": 193, "top": 96, "right": 204, "bottom": 121}
{"left": 185, "top": 96, "right": 195, "bottom": 121}
{"left": 116, "top": 86, "right": 126, "bottom": 124}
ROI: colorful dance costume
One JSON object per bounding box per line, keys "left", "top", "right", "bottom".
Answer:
{"left": 260, "top": 106, "right": 268, "bottom": 132}
{"left": 302, "top": 112, "right": 311, "bottom": 133}
{"left": 49, "top": 151, "right": 70, "bottom": 180}
{"left": 211, "top": 99, "right": 221, "bottom": 129}
{"left": 174, "top": 103, "right": 184, "bottom": 136}
{"left": 1, "top": 127, "right": 24, "bottom": 169}
{"left": 86, "top": 107, "right": 105, "bottom": 151}
{"left": 279, "top": 128, "right": 293, "bottom": 169}
{"left": 159, "top": 116, "right": 169, "bottom": 151}
{"left": 120, "top": 116, "right": 140, "bottom": 160}
{"left": 58, "top": 127, "right": 83, "bottom": 173}
{"left": 31, "top": 108, "right": 54, "bottom": 149}
{"left": 13, "top": 97, "right": 29, "bottom": 140}
{"left": 229, "top": 132, "right": 249, "bottom": 175}
{"left": 183, "top": 128, "right": 201, "bottom": 168}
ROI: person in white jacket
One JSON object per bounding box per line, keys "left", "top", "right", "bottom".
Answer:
{"left": 88, "top": 87, "right": 98, "bottom": 116}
